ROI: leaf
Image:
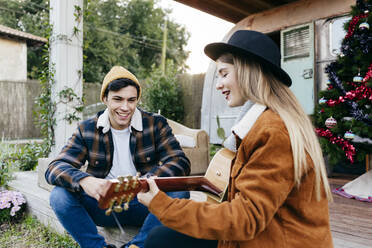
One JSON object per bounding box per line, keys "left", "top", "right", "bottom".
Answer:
{"left": 217, "top": 127, "right": 226, "bottom": 141}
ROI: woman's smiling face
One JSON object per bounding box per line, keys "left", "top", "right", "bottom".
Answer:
{"left": 215, "top": 61, "right": 246, "bottom": 107}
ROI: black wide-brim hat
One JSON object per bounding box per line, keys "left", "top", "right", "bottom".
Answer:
{"left": 204, "top": 30, "right": 292, "bottom": 87}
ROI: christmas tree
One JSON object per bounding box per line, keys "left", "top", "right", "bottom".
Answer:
{"left": 313, "top": 0, "right": 372, "bottom": 169}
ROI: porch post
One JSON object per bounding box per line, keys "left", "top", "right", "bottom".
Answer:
{"left": 49, "top": 0, "right": 83, "bottom": 157}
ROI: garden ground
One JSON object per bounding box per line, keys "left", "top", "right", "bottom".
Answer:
{"left": 0, "top": 215, "right": 78, "bottom": 248}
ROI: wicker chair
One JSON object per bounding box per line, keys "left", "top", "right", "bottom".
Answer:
{"left": 167, "top": 119, "right": 210, "bottom": 175}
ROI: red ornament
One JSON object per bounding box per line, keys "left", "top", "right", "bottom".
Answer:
{"left": 315, "top": 128, "right": 356, "bottom": 163}
{"left": 363, "top": 63, "right": 372, "bottom": 82}
{"left": 325, "top": 117, "right": 337, "bottom": 128}
{"left": 327, "top": 99, "right": 337, "bottom": 107}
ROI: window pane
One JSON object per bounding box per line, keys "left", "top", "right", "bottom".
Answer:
{"left": 330, "top": 16, "right": 350, "bottom": 55}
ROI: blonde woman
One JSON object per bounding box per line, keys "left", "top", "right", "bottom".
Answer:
{"left": 138, "top": 30, "right": 333, "bottom": 248}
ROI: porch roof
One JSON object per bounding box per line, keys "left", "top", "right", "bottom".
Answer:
{"left": 174, "top": 0, "right": 298, "bottom": 23}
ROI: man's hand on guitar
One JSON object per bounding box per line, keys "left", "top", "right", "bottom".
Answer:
{"left": 137, "top": 178, "right": 160, "bottom": 207}
{"left": 79, "top": 176, "right": 111, "bottom": 201}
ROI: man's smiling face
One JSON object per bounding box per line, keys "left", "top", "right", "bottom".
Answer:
{"left": 103, "top": 85, "right": 138, "bottom": 130}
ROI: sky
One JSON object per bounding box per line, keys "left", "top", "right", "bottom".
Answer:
{"left": 157, "top": 0, "right": 235, "bottom": 74}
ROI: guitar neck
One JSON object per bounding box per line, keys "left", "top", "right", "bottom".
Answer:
{"left": 142, "top": 176, "right": 223, "bottom": 196}
{"left": 99, "top": 148, "right": 235, "bottom": 211}
{"left": 99, "top": 176, "right": 223, "bottom": 210}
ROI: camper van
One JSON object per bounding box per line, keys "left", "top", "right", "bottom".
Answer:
{"left": 201, "top": 0, "right": 353, "bottom": 144}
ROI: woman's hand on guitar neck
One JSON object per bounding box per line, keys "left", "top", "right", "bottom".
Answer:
{"left": 137, "top": 178, "right": 160, "bottom": 207}
{"left": 79, "top": 176, "right": 111, "bottom": 201}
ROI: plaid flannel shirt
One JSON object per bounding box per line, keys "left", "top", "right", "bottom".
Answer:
{"left": 45, "top": 108, "right": 191, "bottom": 192}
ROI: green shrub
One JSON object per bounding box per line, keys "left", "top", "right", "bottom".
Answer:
{"left": 0, "top": 141, "right": 48, "bottom": 187}
{"left": 209, "top": 144, "right": 222, "bottom": 159}
{"left": 10, "top": 142, "right": 48, "bottom": 171}
{"left": 0, "top": 160, "right": 12, "bottom": 188}
{"left": 0, "top": 143, "right": 15, "bottom": 187}
{"left": 142, "top": 61, "right": 184, "bottom": 123}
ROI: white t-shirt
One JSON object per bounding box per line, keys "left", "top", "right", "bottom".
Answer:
{"left": 105, "top": 127, "right": 137, "bottom": 179}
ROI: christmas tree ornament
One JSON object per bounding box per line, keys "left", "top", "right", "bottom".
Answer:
{"left": 353, "top": 74, "right": 363, "bottom": 82}
{"left": 353, "top": 69, "right": 363, "bottom": 82}
{"left": 325, "top": 116, "right": 337, "bottom": 128}
{"left": 318, "top": 97, "right": 327, "bottom": 104}
{"left": 359, "top": 22, "right": 370, "bottom": 30}
{"left": 326, "top": 80, "right": 333, "bottom": 90}
{"left": 344, "top": 130, "right": 355, "bottom": 140}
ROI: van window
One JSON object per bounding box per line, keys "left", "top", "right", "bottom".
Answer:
{"left": 329, "top": 16, "right": 350, "bottom": 56}
{"left": 283, "top": 26, "right": 310, "bottom": 61}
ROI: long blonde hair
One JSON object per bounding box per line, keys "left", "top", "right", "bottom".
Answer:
{"left": 219, "top": 54, "right": 332, "bottom": 201}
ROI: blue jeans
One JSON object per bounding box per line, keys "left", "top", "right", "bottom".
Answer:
{"left": 49, "top": 186, "right": 189, "bottom": 248}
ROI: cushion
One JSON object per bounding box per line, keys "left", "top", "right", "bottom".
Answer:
{"left": 175, "top": 134, "right": 196, "bottom": 148}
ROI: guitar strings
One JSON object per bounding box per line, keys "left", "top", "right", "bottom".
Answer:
{"left": 112, "top": 212, "right": 126, "bottom": 237}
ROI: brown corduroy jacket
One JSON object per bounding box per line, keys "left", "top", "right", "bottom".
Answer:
{"left": 149, "top": 109, "right": 333, "bottom": 248}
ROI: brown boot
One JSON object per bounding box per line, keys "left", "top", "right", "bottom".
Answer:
{"left": 120, "top": 244, "right": 139, "bottom": 248}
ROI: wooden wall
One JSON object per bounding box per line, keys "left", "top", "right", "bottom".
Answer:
{"left": 1, "top": 74, "right": 205, "bottom": 140}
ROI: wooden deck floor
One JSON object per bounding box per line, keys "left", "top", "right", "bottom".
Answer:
{"left": 328, "top": 174, "right": 372, "bottom": 248}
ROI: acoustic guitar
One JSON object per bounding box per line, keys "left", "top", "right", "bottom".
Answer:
{"left": 98, "top": 148, "right": 235, "bottom": 215}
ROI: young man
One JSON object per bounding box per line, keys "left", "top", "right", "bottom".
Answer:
{"left": 45, "top": 66, "right": 190, "bottom": 248}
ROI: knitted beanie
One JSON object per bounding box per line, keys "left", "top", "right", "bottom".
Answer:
{"left": 100, "top": 66, "right": 141, "bottom": 102}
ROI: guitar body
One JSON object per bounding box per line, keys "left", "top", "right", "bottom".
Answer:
{"left": 204, "top": 148, "right": 235, "bottom": 203}
{"left": 98, "top": 148, "right": 235, "bottom": 214}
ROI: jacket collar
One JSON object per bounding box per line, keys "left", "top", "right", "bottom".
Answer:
{"left": 231, "top": 103, "right": 267, "bottom": 139}
{"left": 96, "top": 107, "right": 143, "bottom": 133}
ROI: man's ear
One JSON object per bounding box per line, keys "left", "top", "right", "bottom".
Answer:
{"left": 102, "top": 95, "right": 108, "bottom": 105}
